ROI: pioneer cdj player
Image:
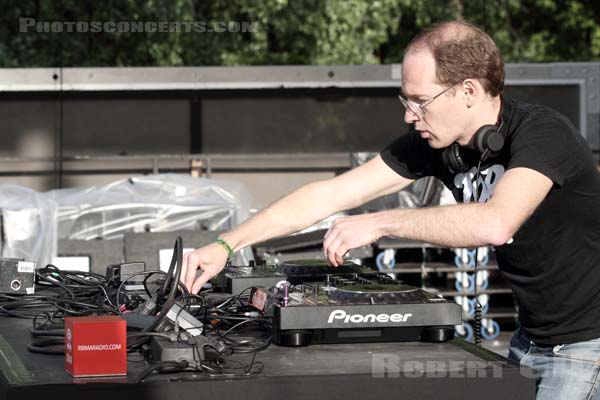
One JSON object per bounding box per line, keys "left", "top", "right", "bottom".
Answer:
{"left": 248, "top": 260, "right": 462, "bottom": 347}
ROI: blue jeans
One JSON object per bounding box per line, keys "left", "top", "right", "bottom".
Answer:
{"left": 508, "top": 329, "right": 600, "bottom": 399}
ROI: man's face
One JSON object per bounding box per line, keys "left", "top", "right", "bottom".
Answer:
{"left": 400, "top": 50, "right": 465, "bottom": 148}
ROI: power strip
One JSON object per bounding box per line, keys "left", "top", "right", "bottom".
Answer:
{"left": 150, "top": 335, "right": 223, "bottom": 363}
{"left": 150, "top": 336, "right": 203, "bottom": 362}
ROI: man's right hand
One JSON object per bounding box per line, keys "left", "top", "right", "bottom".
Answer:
{"left": 181, "top": 242, "right": 230, "bottom": 294}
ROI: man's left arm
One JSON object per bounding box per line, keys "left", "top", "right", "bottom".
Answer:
{"left": 323, "top": 167, "right": 553, "bottom": 266}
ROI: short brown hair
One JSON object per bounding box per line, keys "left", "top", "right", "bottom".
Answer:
{"left": 406, "top": 20, "right": 504, "bottom": 96}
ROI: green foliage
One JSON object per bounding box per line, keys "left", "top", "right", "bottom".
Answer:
{"left": 1, "top": 0, "right": 599, "bottom": 67}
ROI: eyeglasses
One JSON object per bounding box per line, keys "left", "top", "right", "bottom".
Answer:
{"left": 398, "top": 85, "right": 456, "bottom": 118}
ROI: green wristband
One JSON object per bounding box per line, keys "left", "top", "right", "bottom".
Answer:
{"left": 216, "top": 238, "right": 234, "bottom": 262}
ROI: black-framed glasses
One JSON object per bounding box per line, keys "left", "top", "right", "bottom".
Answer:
{"left": 398, "top": 85, "right": 456, "bottom": 118}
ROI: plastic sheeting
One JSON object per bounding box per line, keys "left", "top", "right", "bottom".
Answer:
{"left": 0, "top": 174, "right": 253, "bottom": 267}
{"left": 48, "top": 175, "right": 251, "bottom": 240}
{"left": 0, "top": 185, "right": 57, "bottom": 267}
{"left": 350, "top": 152, "right": 443, "bottom": 213}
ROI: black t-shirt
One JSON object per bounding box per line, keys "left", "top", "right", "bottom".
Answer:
{"left": 380, "top": 98, "right": 600, "bottom": 345}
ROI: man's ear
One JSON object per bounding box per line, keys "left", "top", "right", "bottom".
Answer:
{"left": 461, "top": 79, "right": 480, "bottom": 108}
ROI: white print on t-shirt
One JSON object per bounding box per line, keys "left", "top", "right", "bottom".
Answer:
{"left": 454, "top": 164, "right": 513, "bottom": 244}
{"left": 454, "top": 164, "right": 505, "bottom": 203}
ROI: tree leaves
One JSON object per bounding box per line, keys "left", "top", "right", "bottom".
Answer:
{"left": 1, "top": 0, "right": 598, "bottom": 67}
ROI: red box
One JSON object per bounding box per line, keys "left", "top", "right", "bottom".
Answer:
{"left": 65, "top": 316, "right": 127, "bottom": 377}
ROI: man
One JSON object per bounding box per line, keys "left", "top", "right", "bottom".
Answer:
{"left": 182, "top": 21, "right": 600, "bottom": 398}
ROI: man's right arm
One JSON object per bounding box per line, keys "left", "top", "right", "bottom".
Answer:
{"left": 182, "top": 155, "right": 414, "bottom": 293}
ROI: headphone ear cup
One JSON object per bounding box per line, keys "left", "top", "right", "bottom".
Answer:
{"left": 443, "top": 124, "right": 504, "bottom": 174}
{"left": 473, "top": 125, "right": 504, "bottom": 154}
{"left": 442, "top": 143, "right": 469, "bottom": 174}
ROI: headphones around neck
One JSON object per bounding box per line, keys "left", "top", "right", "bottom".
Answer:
{"left": 441, "top": 124, "right": 505, "bottom": 174}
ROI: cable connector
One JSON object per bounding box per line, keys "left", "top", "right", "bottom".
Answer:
{"left": 136, "top": 298, "right": 157, "bottom": 316}
{"left": 155, "top": 301, "right": 203, "bottom": 337}
{"left": 243, "top": 311, "right": 260, "bottom": 318}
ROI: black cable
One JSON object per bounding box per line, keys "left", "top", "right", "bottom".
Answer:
{"left": 472, "top": 154, "right": 486, "bottom": 347}
{"left": 28, "top": 338, "right": 64, "bottom": 355}
{"left": 30, "top": 328, "right": 64, "bottom": 337}
{"left": 135, "top": 360, "right": 189, "bottom": 383}
{"left": 126, "top": 331, "right": 174, "bottom": 347}
{"left": 115, "top": 271, "right": 168, "bottom": 313}
{"left": 143, "top": 272, "right": 161, "bottom": 298}
{"left": 19, "top": 246, "right": 268, "bottom": 381}
{"left": 155, "top": 236, "right": 184, "bottom": 305}
{"left": 33, "top": 311, "right": 64, "bottom": 330}
{"left": 0, "top": 266, "right": 117, "bottom": 321}
{"left": 35, "top": 272, "right": 75, "bottom": 300}
{"left": 0, "top": 296, "right": 67, "bottom": 318}
{"left": 221, "top": 334, "right": 272, "bottom": 354}
{"left": 136, "top": 349, "right": 264, "bottom": 383}
{"left": 143, "top": 237, "right": 184, "bottom": 333}
{"left": 213, "top": 287, "right": 253, "bottom": 310}
{"left": 126, "top": 238, "right": 187, "bottom": 351}
{"left": 133, "top": 327, "right": 267, "bottom": 382}
{"left": 204, "top": 313, "right": 273, "bottom": 355}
